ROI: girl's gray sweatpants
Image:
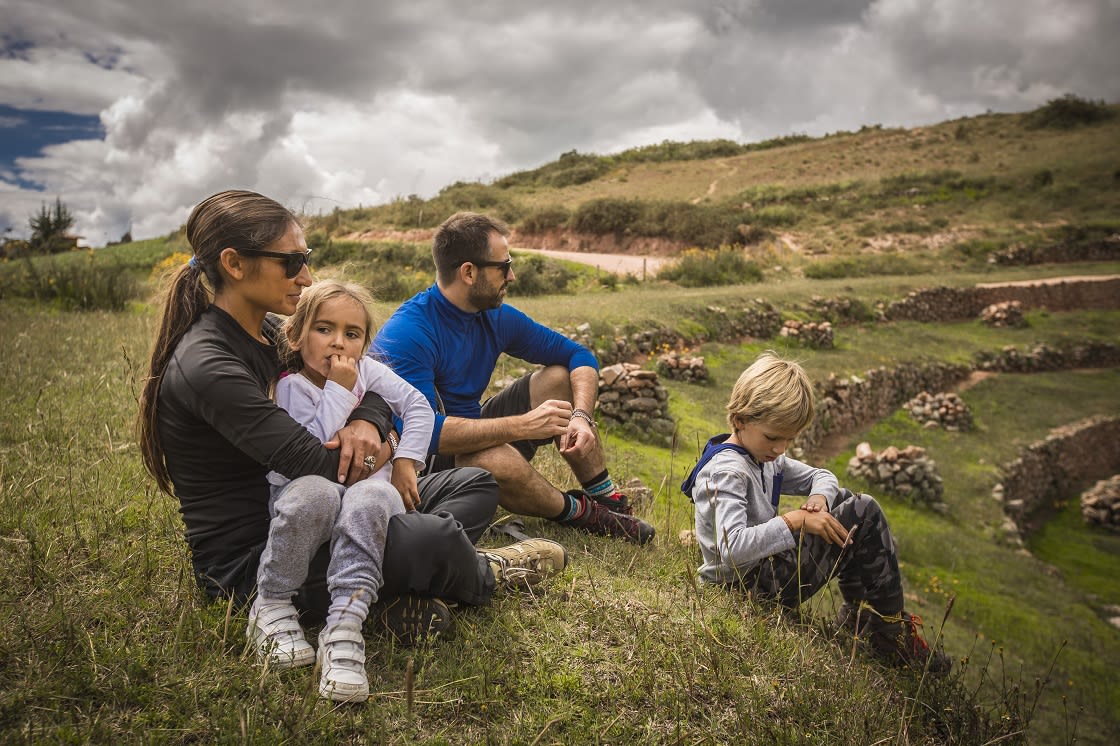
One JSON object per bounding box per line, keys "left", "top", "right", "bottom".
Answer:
{"left": 272, "top": 466, "right": 500, "bottom": 623}
{"left": 257, "top": 475, "right": 403, "bottom": 607}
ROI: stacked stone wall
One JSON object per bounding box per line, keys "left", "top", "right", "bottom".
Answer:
{"left": 656, "top": 352, "right": 710, "bottom": 382}
{"left": 988, "top": 235, "right": 1120, "bottom": 266}
{"left": 1081, "top": 475, "right": 1120, "bottom": 532}
{"left": 973, "top": 341, "right": 1120, "bottom": 372}
{"left": 597, "top": 363, "right": 675, "bottom": 445}
{"left": 882, "top": 277, "right": 1120, "bottom": 322}
{"left": 846, "top": 443, "right": 946, "bottom": 510}
{"left": 992, "top": 416, "right": 1120, "bottom": 542}
{"left": 796, "top": 362, "right": 971, "bottom": 455}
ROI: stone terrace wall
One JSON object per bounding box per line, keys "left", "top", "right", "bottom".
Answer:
{"left": 883, "top": 277, "right": 1120, "bottom": 322}
{"left": 992, "top": 415, "right": 1120, "bottom": 542}
{"left": 796, "top": 362, "right": 971, "bottom": 455}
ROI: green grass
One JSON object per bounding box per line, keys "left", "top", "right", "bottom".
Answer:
{"left": 9, "top": 293, "right": 1115, "bottom": 743}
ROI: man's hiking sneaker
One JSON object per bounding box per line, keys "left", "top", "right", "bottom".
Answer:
{"left": 860, "top": 609, "right": 949, "bottom": 672}
{"left": 379, "top": 595, "right": 453, "bottom": 645}
{"left": 481, "top": 538, "right": 568, "bottom": 591}
{"left": 563, "top": 490, "right": 655, "bottom": 545}
{"left": 592, "top": 490, "right": 633, "bottom": 515}
{"left": 246, "top": 600, "right": 314, "bottom": 669}
{"left": 317, "top": 622, "right": 369, "bottom": 702}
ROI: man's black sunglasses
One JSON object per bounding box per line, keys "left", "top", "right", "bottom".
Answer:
{"left": 236, "top": 248, "right": 312, "bottom": 278}
{"left": 468, "top": 257, "right": 513, "bottom": 275}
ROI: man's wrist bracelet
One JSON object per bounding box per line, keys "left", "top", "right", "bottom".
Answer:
{"left": 387, "top": 431, "right": 399, "bottom": 459}
{"left": 571, "top": 408, "right": 597, "bottom": 429}
{"left": 781, "top": 513, "right": 796, "bottom": 534}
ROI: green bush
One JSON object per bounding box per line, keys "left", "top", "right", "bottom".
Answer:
{"left": 803, "top": 253, "right": 927, "bottom": 279}
{"left": 569, "top": 198, "right": 644, "bottom": 235}
{"left": 656, "top": 248, "right": 763, "bottom": 287}
{"left": 0, "top": 255, "right": 140, "bottom": 310}
{"left": 752, "top": 205, "right": 801, "bottom": 228}
{"left": 1022, "top": 94, "right": 1115, "bottom": 130}
{"left": 519, "top": 205, "right": 571, "bottom": 233}
{"left": 507, "top": 254, "right": 574, "bottom": 296}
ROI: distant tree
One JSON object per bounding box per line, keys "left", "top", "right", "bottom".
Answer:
{"left": 28, "top": 197, "right": 77, "bottom": 254}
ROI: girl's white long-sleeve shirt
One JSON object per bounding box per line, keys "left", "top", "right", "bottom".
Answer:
{"left": 692, "top": 449, "right": 839, "bottom": 584}
{"left": 266, "top": 357, "right": 434, "bottom": 494}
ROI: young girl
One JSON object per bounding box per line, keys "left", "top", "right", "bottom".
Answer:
{"left": 265, "top": 279, "right": 433, "bottom": 512}
{"left": 681, "top": 351, "right": 950, "bottom": 672}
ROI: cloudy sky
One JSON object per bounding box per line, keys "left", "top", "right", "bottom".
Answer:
{"left": 1, "top": 0, "right": 1117, "bottom": 245}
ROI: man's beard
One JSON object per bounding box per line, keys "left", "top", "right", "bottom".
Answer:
{"left": 469, "top": 276, "right": 506, "bottom": 310}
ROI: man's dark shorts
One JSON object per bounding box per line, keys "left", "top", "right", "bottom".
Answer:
{"left": 426, "top": 372, "right": 555, "bottom": 473}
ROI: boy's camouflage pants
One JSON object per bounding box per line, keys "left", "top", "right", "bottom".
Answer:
{"left": 732, "top": 489, "right": 905, "bottom": 615}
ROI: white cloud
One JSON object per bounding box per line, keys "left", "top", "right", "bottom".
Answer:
{"left": 0, "top": 0, "right": 1116, "bottom": 244}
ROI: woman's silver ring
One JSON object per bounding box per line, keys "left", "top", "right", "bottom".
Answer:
{"left": 363, "top": 455, "right": 377, "bottom": 470}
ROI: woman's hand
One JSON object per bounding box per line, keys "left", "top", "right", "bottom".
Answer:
{"left": 327, "top": 419, "right": 387, "bottom": 484}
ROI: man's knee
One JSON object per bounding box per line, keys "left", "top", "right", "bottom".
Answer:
{"left": 529, "top": 365, "right": 572, "bottom": 405}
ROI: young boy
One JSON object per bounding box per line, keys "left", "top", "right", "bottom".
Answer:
{"left": 682, "top": 352, "right": 950, "bottom": 672}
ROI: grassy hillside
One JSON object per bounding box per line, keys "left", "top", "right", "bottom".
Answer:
{"left": 304, "top": 97, "right": 1120, "bottom": 263}
{"left": 1, "top": 98, "right": 1119, "bottom": 743}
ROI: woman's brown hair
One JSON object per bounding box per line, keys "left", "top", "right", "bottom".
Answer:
{"left": 138, "top": 190, "right": 296, "bottom": 494}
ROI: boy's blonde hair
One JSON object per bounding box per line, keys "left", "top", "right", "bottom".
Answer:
{"left": 281, "top": 279, "right": 376, "bottom": 371}
{"left": 726, "top": 351, "right": 815, "bottom": 433}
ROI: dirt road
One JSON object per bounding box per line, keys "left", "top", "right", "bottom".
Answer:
{"left": 515, "top": 246, "right": 670, "bottom": 277}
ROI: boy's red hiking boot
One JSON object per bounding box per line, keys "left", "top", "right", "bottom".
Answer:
{"left": 865, "top": 610, "right": 952, "bottom": 674}
{"left": 563, "top": 490, "right": 655, "bottom": 545}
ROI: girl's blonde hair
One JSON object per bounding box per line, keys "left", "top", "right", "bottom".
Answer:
{"left": 726, "top": 351, "right": 816, "bottom": 433}
{"left": 281, "top": 279, "right": 376, "bottom": 371}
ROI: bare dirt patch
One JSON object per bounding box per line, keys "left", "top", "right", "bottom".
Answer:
{"left": 976, "top": 274, "right": 1120, "bottom": 288}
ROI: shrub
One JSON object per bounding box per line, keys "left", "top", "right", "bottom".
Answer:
{"left": 0, "top": 255, "right": 140, "bottom": 310}
{"left": 519, "top": 206, "right": 571, "bottom": 233}
{"left": 569, "top": 198, "right": 644, "bottom": 235}
{"left": 657, "top": 248, "right": 763, "bottom": 287}
{"left": 1030, "top": 169, "right": 1054, "bottom": 189}
{"left": 506, "top": 254, "right": 574, "bottom": 296}
{"left": 803, "top": 254, "right": 926, "bottom": 280}
{"left": 1022, "top": 94, "right": 1115, "bottom": 130}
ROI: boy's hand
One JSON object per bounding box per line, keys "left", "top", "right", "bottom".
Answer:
{"left": 800, "top": 494, "right": 829, "bottom": 513}
{"left": 327, "top": 353, "right": 359, "bottom": 392}
{"left": 789, "top": 509, "right": 851, "bottom": 546}
{"left": 390, "top": 459, "right": 422, "bottom": 512}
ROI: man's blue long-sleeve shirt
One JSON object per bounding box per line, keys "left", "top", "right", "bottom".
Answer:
{"left": 372, "top": 284, "right": 598, "bottom": 455}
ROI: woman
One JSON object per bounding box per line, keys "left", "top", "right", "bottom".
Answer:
{"left": 138, "top": 190, "right": 559, "bottom": 702}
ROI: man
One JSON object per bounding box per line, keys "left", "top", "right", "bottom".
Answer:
{"left": 373, "top": 212, "right": 655, "bottom": 544}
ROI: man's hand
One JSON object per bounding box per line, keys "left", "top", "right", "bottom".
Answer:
{"left": 559, "top": 415, "right": 596, "bottom": 458}
{"left": 786, "top": 508, "right": 851, "bottom": 546}
{"left": 518, "top": 399, "right": 573, "bottom": 441}
{"left": 326, "top": 419, "right": 386, "bottom": 484}
{"left": 390, "top": 459, "right": 422, "bottom": 512}
{"left": 327, "top": 354, "right": 359, "bottom": 391}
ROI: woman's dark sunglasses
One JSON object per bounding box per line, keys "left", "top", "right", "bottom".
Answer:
{"left": 236, "top": 248, "right": 312, "bottom": 278}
